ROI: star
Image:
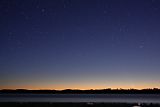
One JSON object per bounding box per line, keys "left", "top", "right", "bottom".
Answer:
{"left": 41, "top": 8, "right": 46, "bottom": 13}
{"left": 139, "top": 45, "right": 144, "bottom": 49}
{"left": 139, "top": 42, "right": 145, "bottom": 49}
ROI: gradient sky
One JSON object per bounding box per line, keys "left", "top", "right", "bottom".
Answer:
{"left": 1, "top": 0, "right": 160, "bottom": 90}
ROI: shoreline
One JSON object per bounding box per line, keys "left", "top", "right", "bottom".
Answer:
{"left": 0, "top": 102, "right": 160, "bottom": 107}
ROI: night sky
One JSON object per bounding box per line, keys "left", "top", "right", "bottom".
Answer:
{"left": 1, "top": 0, "right": 160, "bottom": 90}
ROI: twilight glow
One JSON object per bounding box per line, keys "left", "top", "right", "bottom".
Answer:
{"left": 0, "top": 0, "right": 160, "bottom": 90}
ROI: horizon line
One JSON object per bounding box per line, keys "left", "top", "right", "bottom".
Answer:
{"left": 1, "top": 88, "right": 160, "bottom": 91}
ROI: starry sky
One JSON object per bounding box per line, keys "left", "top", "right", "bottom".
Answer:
{"left": 1, "top": 0, "right": 160, "bottom": 90}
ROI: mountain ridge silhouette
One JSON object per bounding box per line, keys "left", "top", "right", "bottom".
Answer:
{"left": 1, "top": 88, "right": 160, "bottom": 94}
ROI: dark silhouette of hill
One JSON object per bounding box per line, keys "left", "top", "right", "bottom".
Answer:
{"left": 0, "top": 88, "right": 160, "bottom": 94}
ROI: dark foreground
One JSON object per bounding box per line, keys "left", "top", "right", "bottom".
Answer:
{"left": 0, "top": 103, "right": 160, "bottom": 107}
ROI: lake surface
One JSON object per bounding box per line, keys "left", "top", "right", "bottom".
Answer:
{"left": 0, "top": 94, "right": 160, "bottom": 103}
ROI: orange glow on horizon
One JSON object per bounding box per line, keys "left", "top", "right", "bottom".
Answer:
{"left": 1, "top": 84, "right": 160, "bottom": 90}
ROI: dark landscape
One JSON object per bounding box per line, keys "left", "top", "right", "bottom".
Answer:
{"left": 1, "top": 89, "right": 160, "bottom": 107}
{"left": 1, "top": 88, "right": 160, "bottom": 94}
{"left": 0, "top": 102, "right": 160, "bottom": 107}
